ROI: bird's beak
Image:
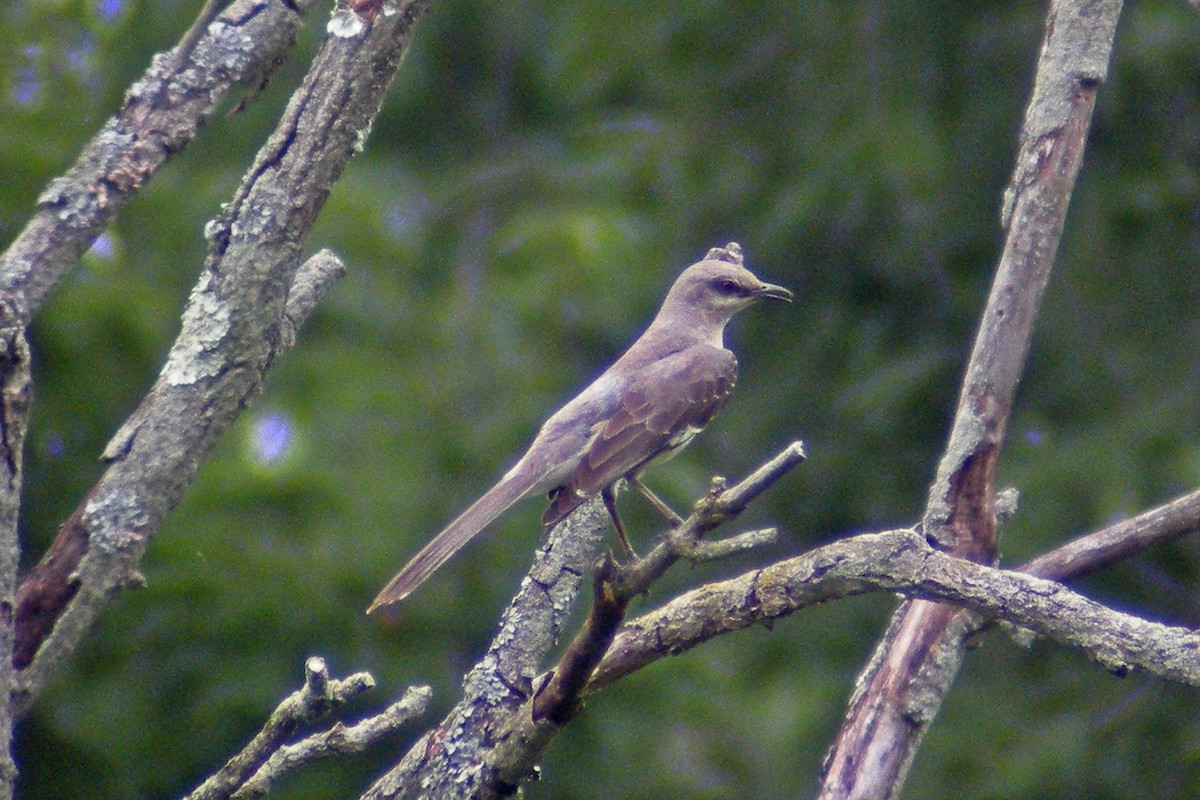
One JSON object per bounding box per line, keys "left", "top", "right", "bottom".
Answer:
{"left": 756, "top": 282, "right": 794, "bottom": 302}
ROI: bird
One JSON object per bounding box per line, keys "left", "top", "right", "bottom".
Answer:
{"left": 368, "top": 242, "right": 791, "bottom": 612}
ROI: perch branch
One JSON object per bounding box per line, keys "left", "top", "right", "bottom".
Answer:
{"left": 609, "top": 441, "right": 804, "bottom": 598}
{"left": 529, "top": 441, "right": 804, "bottom": 726}
{"left": 360, "top": 499, "right": 610, "bottom": 800}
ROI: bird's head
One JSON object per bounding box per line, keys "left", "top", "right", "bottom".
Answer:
{"left": 658, "top": 244, "right": 792, "bottom": 336}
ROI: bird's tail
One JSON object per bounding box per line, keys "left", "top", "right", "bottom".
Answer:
{"left": 367, "top": 469, "right": 541, "bottom": 613}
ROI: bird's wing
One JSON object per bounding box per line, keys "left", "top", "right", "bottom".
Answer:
{"left": 542, "top": 344, "right": 737, "bottom": 526}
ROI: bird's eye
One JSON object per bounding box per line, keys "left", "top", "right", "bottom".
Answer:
{"left": 716, "top": 279, "right": 742, "bottom": 296}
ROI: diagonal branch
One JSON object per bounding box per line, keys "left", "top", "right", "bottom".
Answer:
{"left": 231, "top": 685, "right": 431, "bottom": 800}
{"left": 184, "top": 656, "right": 430, "bottom": 800}
{"left": 11, "top": 0, "right": 433, "bottom": 711}
{"left": 363, "top": 439, "right": 801, "bottom": 798}
{"left": 0, "top": 0, "right": 322, "bottom": 326}
{"left": 530, "top": 441, "right": 804, "bottom": 725}
{"left": 12, "top": 249, "right": 347, "bottom": 705}
{"left": 360, "top": 499, "right": 611, "bottom": 800}
{"left": 820, "top": 1, "right": 1125, "bottom": 797}
{"left": 1020, "top": 486, "right": 1200, "bottom": 579}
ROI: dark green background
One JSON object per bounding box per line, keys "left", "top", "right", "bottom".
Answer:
{"left": 3, "top": 1, "right": 1199, "bottom": 798}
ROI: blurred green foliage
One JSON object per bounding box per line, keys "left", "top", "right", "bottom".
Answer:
{"left": 3, "top": 1, "right": 1200, "bottom": 798}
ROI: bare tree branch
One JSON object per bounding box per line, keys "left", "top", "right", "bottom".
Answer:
{"left": 578, "top": 483, "right": 1200, "bottom": 727}
{"left": 1021, "top": 487, "right": 1200, "bottom": 579}
{"left": 361, "top": 500, "right": 610, "bottom": 800}
{"left": 586, "top": 529, "right": 1200, "bottom": 691}
{"left": 11, "top": 0, "right": 433, "bottom": 711}
{"left": 0, "top": 324, "right": 30, "bottom": 799}
{"left": 0, "top": 0, "right": 322, "bottom": 326}
{"left": 530, "top": 441, "right": 804, "bottom": 725}
{"left": 184, "top": 656, "right": 430, "bottom": 800}
{"left": 820, "top": 1, "right": 1125, "bottom": 796}
{"left": 0, "top": 1, "right": 327, "bottom": 764}
{"left": 12, "top": 247, "right": 347, "bottom": 704}
{"left": 232, "top": 685, "right": 432, "bottom": 800}
{"left": 361, "top": 433, "right": 800, "bottom": 798}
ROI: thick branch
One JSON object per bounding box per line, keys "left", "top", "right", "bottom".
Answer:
{"left": 0, "top": 0, "right": 321, "bottom": 326}
{"left": 589, "top": 486, "right": 1200, "bottom": 689}
{"left": 0, "top": 325, "right": 30, "bottom": 798}
{"left": 12, "top": 4, "right": 431, "bottom": 703}
{"left": 587, "top": 529, "right": 1200, "bottom": 691}
{"left": 365, "top": 443, "right": 802, "bottom": 798}
{"left": 12, "top": 250, "right": 347, "bottom": 698}
{"left": 360, "top": 499, "right": 610, "bottom": 800}
{"left": 823, "top": 2, "right": 1124, "bottom": 797}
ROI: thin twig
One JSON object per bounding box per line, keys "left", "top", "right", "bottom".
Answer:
{"left": 184, "top": 657, "right": 428, "bottom": 800}
{"left": 610, "top": 440, "right": 804, "bottom": 598}
{"left": 531, "top": 556, "right": 628, "bottom": 725}
{"left": 526, "top": 444, "right": 802, "bottom": 753}
{"left": 231, "top": 685, "right": 431, "bottom": 800}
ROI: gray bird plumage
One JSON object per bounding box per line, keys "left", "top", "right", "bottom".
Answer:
{"left": 368, "top": 243, "right": 791, "bottom": 612}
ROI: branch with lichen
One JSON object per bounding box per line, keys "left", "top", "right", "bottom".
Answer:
{"left": 11, "top": 1, "right": 432, "bottom": 712}
{"left": 587, "top": 526, "right": 1200, "bottom": 691}
{"left": 531, "top": 441, "right": 805, "bottom": 725}
{"left": 183, "top": 657, "right": 430, "bottom": 800}
{"left": 361, "top": 499, "right": 611, "bottom": 800}
{"left": 0, "top": 0, "right": 323, "bottom": 326}
{"left": 358, "top": 443, "right": 803, "bottom": 800}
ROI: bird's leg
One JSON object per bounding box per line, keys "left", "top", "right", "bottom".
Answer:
{"left": 601, "top": 486, "right": 635, "bottom": 557}
{"left": 629, "top": 477, "right": 685, "bottom": 527}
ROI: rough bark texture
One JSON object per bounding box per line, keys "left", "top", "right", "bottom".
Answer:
{"left": 11, "top": 0, "right": 430, "bottom": 713}
{"left": 361, "top": 500, "right": 610, "bottom": 800}
{"left": 819, "top": 2, "right": 1124, "bottom": 797}
{"left": 0, "top": 0, "right": 322, "bottom": 327}
{"left": 586, "top": 528, "right": 1200, "bottom": 690}
{"left": 0, "top": 321, "right": 30, "bottom": 798}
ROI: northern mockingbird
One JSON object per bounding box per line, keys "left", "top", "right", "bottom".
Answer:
{"left": 368, "top": 243, "right": 791, "bottom": 611}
